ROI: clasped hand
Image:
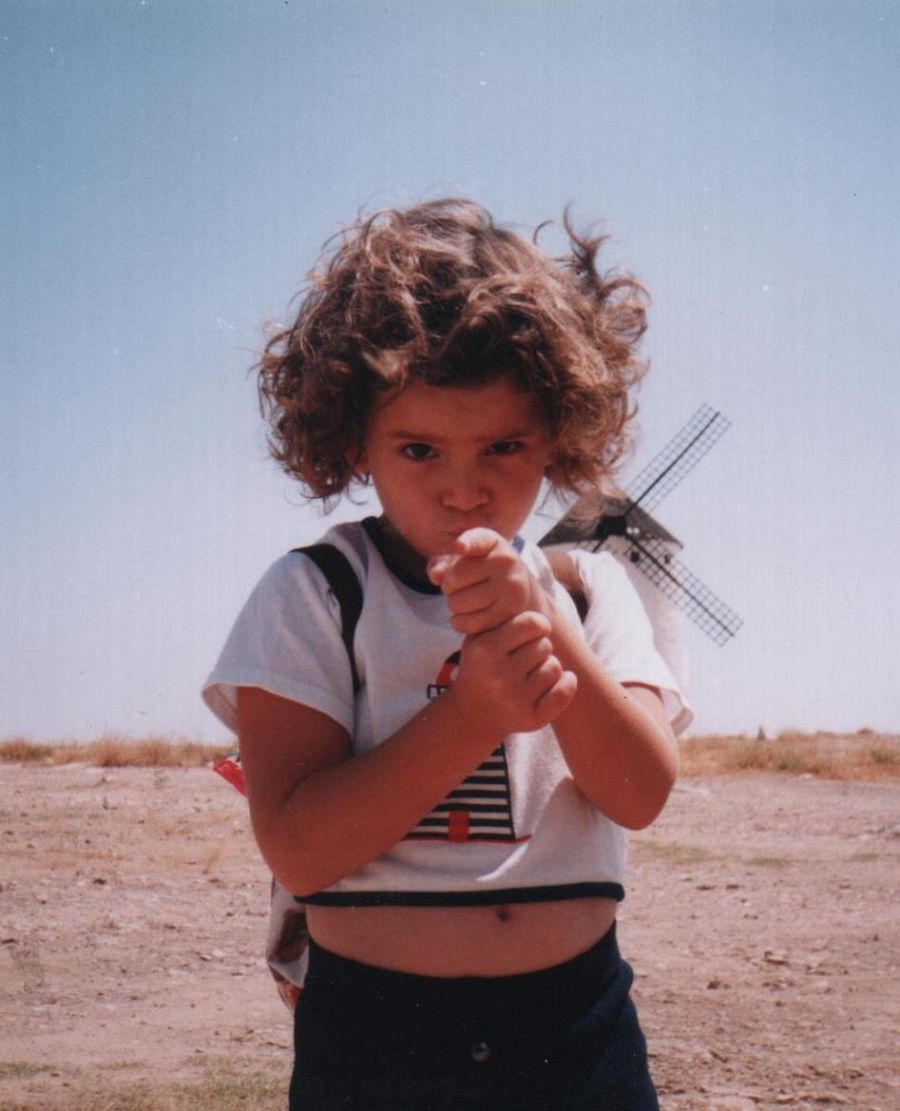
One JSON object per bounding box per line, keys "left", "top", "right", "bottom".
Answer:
{"left": 427, "top": 529, "right": 577, "bottom": 736}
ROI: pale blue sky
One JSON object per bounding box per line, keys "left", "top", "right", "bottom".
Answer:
{"left": 2, "top": 0, "right": 898, "bottom": 741}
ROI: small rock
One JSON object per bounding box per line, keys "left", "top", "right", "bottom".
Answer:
{"left": 764, "top": 949, "right": 789, "bottom": 965}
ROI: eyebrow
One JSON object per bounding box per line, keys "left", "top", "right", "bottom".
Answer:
{"left": 385, "top": 428, "right": 539, "bottom": 443}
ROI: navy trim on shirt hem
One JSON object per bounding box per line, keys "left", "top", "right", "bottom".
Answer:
{"left": 295, "top": 882, "right": 625, "bottom": 907}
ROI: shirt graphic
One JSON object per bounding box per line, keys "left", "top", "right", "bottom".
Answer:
{"left": 407, "top": 651, "right": 526, "bottom": 844}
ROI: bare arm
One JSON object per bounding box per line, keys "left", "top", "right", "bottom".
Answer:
{"left": 541, "top": 607, "right": 678, "bottom": 829}
{"left": 237, "top": 610, "right": 575, "bottom": 895}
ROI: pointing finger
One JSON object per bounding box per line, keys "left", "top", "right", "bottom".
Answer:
{"left": 453, "top": 528, "right": 504, "bottom": 559}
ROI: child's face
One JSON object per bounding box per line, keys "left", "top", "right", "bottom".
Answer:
{"left": 358, "top": 376, "right": 554, "bottom": 568}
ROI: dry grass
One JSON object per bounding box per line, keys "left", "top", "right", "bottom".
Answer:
{"left": 2, "top": 730, "right": 899, "bottom": 781}
{"left": 0, "top": 734, "right": 231, "bottom": 769}
{"left": 680, "top": 729, "right": 900, "bottom": 781}
{"left": 0, "top": 1058, "right": 286, "bottom": 1111}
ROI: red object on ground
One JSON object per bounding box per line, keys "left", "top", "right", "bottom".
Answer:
{"left": 213, "top": 754, "right": 246, "bottom": 796}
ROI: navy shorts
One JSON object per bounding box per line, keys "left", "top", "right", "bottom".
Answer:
{"left": 289, "top": 923, "right": 659, "bottom": 1111}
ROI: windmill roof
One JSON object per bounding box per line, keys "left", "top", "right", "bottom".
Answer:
{"left": 539, "top": 491, "right": 682, "bottom": 548}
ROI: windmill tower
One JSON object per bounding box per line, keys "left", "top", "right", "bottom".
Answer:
{"left": 539, "top": 405, "right": 742, "bottom": 685}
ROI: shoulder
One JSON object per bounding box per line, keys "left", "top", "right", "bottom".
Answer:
{"left": 216, "top": 520, "right": 375, "bottom": 654}
{"left": 241, "top": 550, "right": 342, "bottom": 627}
{"left": 260, "top": 519, "right": 373, "bottom": 602}
{"left": 530, "top": 544, "right": 637, "bottom": 618}
{"left": 289, "top": 519, "right": 371, "bottom": 576}
{"left": 562, "top": 546, "right": 656, "bottom": 642}
{"left": 201, "top": 523, "right": 372, "bottom": 736}
{"left": 566, "top": 547, "right": 632, "bottom": 596}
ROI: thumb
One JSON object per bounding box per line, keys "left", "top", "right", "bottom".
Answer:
{"left": 426, "top": 554, "right": 452, "bottom": 586}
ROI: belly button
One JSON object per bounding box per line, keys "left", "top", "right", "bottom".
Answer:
{"left": 493, "top": 905, "right": 511, "bottom": 922}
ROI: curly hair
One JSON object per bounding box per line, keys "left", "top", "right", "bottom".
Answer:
{"left": 255, "top": 198, "right": 648, "bottom": 502}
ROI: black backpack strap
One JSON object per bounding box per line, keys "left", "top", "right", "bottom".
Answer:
{"left": 544, "top": 549, "right": 589, "bottom": 624}
{"left": 291, "top": 543, "right": 363, "bottom": 695}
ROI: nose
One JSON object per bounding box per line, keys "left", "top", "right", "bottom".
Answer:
{"left": 440, "top": 463, "right": 490, "bottom": 513}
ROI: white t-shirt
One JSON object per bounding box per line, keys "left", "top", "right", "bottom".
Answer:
{"left": 203, "top": 517, "right": 691, "bottom": 906}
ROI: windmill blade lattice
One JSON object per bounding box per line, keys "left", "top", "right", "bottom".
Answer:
{"left": 628, "top": 405, "right": 730, "bottom": 514}
{"left": 626, "top": 535, "right": 742, "bottom": 646}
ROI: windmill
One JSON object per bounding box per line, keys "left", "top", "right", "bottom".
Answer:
{"left": 539, "top": 405, "right": 742, "bottom": 681}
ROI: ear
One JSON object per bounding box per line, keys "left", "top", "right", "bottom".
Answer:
{"left": 543, "top": 453, "right": 563, "bottom": 486}
{"left": 347, "top": 444, "right": 368, "bottom": 480}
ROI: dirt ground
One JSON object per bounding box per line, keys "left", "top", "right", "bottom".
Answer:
{"left": 1, "top": 761, "right": 898, "bottom": 1111}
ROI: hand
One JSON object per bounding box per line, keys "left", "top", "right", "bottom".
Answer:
{"left": 449, "top": 610, "right": 578, "bottom": 737}
{"left": 428, "top": 528, "right": 550, "bottom": 637}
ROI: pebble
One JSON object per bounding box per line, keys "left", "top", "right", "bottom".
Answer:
{"left": 764, "top": 949, "right": 789, "bottom": 965}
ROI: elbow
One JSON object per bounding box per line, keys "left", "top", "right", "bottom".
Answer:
{"left": 256, "top": 830, "right": 340, "bottom": 898}
{"left": 606, "top": 761, "right": 678, "bottom": 831}
{"left": 623, "top": 732, "right": 679, "bottom": 829}
{"left": 249, "top": 805, "right": 339, "bottom": 897}
{"left": 272, "top": 860, "right": 336, "bottom": 900}
{"left": 616, "top": 788, "right": 671, "bottom": 831}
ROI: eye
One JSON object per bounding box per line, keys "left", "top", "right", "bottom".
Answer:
{"left": 486, "top": 440, "right": 523, "bottom": 457}
{"left": 401, "top": 442, "right": 436, "bottom": 461}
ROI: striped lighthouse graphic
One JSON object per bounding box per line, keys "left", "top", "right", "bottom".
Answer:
{"left": 407, "top": 651, "right": 524, "bottom": 844}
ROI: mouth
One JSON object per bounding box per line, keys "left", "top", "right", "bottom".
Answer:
{"left": 440, "top": 528, "right": 479, "bottom": 546}
{"left": 442, "top": 518, "right": 491, "bottom": 536}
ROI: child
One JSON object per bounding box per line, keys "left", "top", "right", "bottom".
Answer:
{"left": 203, "top": 199, "right": 691, "bottom": 1110}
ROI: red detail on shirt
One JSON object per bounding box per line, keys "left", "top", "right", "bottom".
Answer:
{"left": 448, "top": 810, "right": 470, "bottom": 842}
{"left": 435, "top": 653, "right": 460, "bottom": 689}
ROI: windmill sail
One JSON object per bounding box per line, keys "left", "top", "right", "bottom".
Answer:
{"left": 538, "top": 403, "right": 742, "bottom": 647}
{"left": 628, "top": 404, "right": 730, "bottom": 513}
{"left": 624, "top": 535, "right": 743, "bottom": 646}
